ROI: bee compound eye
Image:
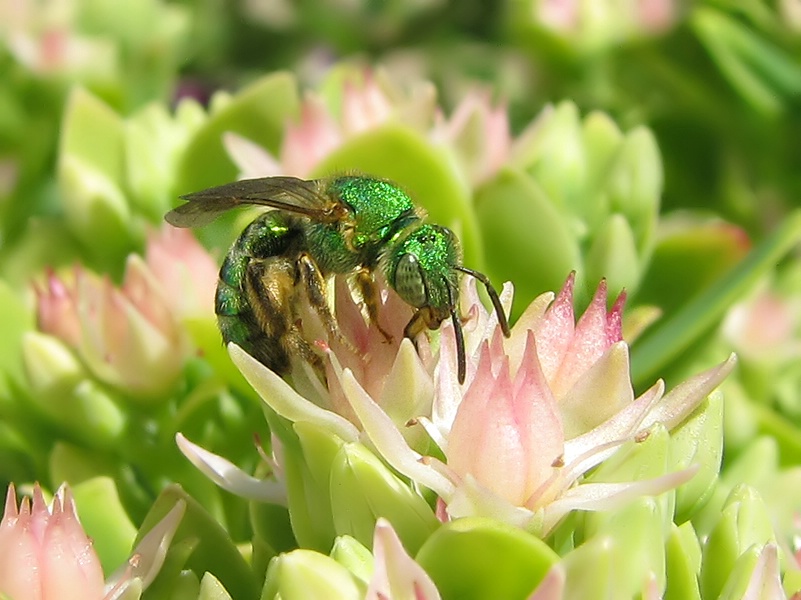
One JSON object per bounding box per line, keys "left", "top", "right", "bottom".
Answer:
{"left": 394, "top": 254, "right": 427, "bottom": 308}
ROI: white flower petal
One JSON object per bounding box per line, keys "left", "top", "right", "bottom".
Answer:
{"left": 640, "top": 354, "right": 736, "bottom": 431}
{"left": 340, "top": 368, "right": 455, "bottom": 498}
{"left": 540, "top": 466, "right": 698, "bottom": 534}
{"left": 446, "top": 474, "right": 535, "bottom": 528}
{"left": 229, "top": 343, "right": 360, "bottom": 442}
{"left": 176, "top": 433, "right": 286, "bottom": 504}
{"left": 105, "top": 499, "right": 185, "bottom": 595}
{"left": 563, "top": 379, "right": 664, "bottom": 466}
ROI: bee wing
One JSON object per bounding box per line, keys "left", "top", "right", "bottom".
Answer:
{"left": 165, "top": 177, "right": 346, "bottom": 228}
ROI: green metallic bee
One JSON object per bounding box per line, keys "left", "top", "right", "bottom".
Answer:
{"left": 165, "top": 175, "right": 510, "bottom": 384}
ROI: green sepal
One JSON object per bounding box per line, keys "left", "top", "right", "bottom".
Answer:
{"left": 329, "top": 441, "right": 439, "bottom": 554}
{"left": 313, "top": 123, "right": 482, "bottom": 268}
{"left": 57, "top": 88, "right": 135, "bottom": 271}
{"left": 261, "top": 550, "right": 363, "bottom": 600}
{"left": 176, "top": 73, "right": 300, "bottom": 195}
{"left": 197, "top": 573, "right": 234, "bottom": 600}
{"left": 330, "top": 535, "right": 374, "bottom": 587}
{"left": 0, "top": 280, "right": 34, "bottom": 395}
{"left": 22, "top": 333, "right": 127, "bottom": 447}
{"left": 135, "top": 485, "right": 259, "bottom": 600}
{"left": 604, "top": 126, "right": 662, "bottom": 253}
{"left": 249, "top": 501, "right": 295, "bottom": 580}
{"left": 670, "top": 392, "right": 724, "bottom": 523}
{"left": 71, "top": 476, "right": 138, "bottom": 574}
{"left": 584, "top": 213, "right": 640, "bottom": 299}
{"left": 664, "top": 522, "right": 702, "bottom": 600}
{"left": 416, "top": 517, "right": 558, "bottom": 600}
{"left": 700, "top": 485, "right": 776, "bottom": 600}
{"left": 474, "top": 166, "right": 579, "bottom": 314}
{"left": 573, "top": 498, "right": 668, "bottom": 598}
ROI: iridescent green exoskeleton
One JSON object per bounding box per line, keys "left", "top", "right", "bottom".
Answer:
{"left": 165, "top": 175, "right": 510, "bottom": 384}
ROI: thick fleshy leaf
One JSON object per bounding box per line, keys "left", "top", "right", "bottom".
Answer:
{"left": 313, "top": 124, "right": 483, "bottom": 267}
{"left": 664, "top": 522, "right": 702, "bottom": 600}
{"left": 329, "top": 443, "right": 439, "bottom": 554}
{"left": 176, "top": 73, "right": 300, "bottom": 194}
{"left": 474, "top": 167, "right": 579, "bottom": 316}
{"left": 133, "top": 485, "right": 259, "bottom": 600}
{"left": 700, "top": 485, "right": 776, "bottom": 600}
{"left": 261, "top": 549, "right": 362, "bottom": 600}
{"left": 416, "top": 518, "right": 559, "bottom": 600}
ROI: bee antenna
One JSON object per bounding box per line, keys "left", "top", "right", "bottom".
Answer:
{"left": 450, "top": 308, "right": 466, "bottom": 385}
{"left": 455, "top": 266, "right": 511, "bottom": 338}
{"left": 444, "top": 277, "right": 467, "bottom": 385}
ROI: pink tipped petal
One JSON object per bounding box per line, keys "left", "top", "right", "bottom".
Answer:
{"left": 640, "top": 354, "right": 737, "bottom": 431}
{"left": 540, "top": 466, "right": 699, "bottom": 534}
{"left": 607, "top": 290, "right": 626, "bottom": 344}
{"left": 526, "top": 565, "right": 566, "bottom": 600}
{"left": 551, "top": 280, "right": 611, "bottom": 396}
{"left": 506, "top": 290, "right": 554, "bottom": 371}
{"left": 558, "top": 342, "right": 634, "bottom": 439}
{"left": 449, "top": 335, "right": 563, "bottom": 506}
{"left": 340, "top": 368, "right": 455, "bottom": 498}
{"left": 367, "top": 519, "right": 442, "bottom": 600}
{"left": 342, "top": 77, "right": 393, "bottom": 134}
{"left": 223, "top": 131, "right": 283, "bottom": 178}
{"left": 176, "top": 433, "right": 287, "bottom": 504}
{"left": 228, "top": 343, "right": 360, "bottom": 442}
{"left": 535, "top": 274, "right": 576, "bottom": 383}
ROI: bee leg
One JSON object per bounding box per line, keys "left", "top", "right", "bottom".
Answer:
{"left": 355, "top": 267, "right": 394, "bottom": 343}
{"left": 297, "top": 253, "right": 357, "bottom": 353}
{"left": 403, "top": 310, "right": 428, "bottom": 346}
{"left": 245, "top": 257, "right": 324, "bottom": 376}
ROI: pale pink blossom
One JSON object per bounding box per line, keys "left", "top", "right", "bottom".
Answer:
{"left": 431, "top": 91, "right": 512, "bottom": 186}
{"left": 0, "top": 483, "right": 184, "bottom": 600}
{"left": 0, "top": 484, "right": 106, "bottom": 600}
{"left": 220, "top": 273, "right": 734, "bottom": 534}
{"left": 34, "top": 227, "right": 216, "bottom": 398}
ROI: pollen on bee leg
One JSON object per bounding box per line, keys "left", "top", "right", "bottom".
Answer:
{"left": 313, "top": 339, "right": 330, "bottom": 352}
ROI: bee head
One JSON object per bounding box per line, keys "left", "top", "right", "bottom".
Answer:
{"left": 390, "top": 224, "right": 461, "bottom": 319}
{"left": 390, "top": 224, "right": 510, "bottom": 385}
